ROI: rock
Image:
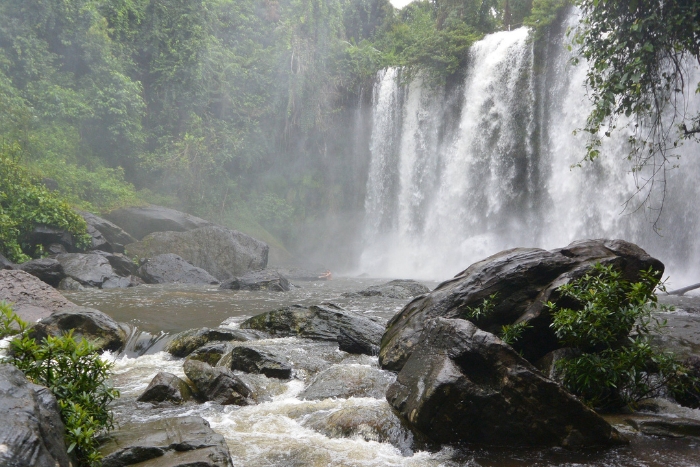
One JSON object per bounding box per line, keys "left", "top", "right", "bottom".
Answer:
{"left": 188, "top": 342, "right": 236, "bottom": 365}
{"left": 386, "top": 317, "right": 624, "bottom": 447}
{"left": 0, "top": 270, "right": 75, "bottom": 323}
{"left": 99, "top": 416, "right": 233, "bottom": 467}
{"left": 14, "top": 258, "right": 66, "bottom": 287}
{"left": 93, "top": 251, "right": 140, "bottom": 277}
{"left": 55, "top": 253, "right": 125, "bottom": 288}
{"left": 104, "top": 204, "right": 213, "bottom": 240}
{"left": 342, "top": 280, "right": 430, "bottom": 299}
{"left": 0, "top": 253, "right": 14, "bottom": 269}
{"left": 535, "top": 347, "right": 580, "bottom": 384}
{"left": 47, "top": 243, "right": 68, "bottom": 255}
{"left": 271, "top": 267, "right": 327, "bottom": 281}
{"left": 28, "top": 224, "right": 75, "bottom": 252}
{"left": 221, "top": 346, "right": 292, "bottom": 379}
{"left": 126, "top": 225, "right": 268, "bottom": 281}
{"left": 183, "top": 359, "right": 253, "bottom": 405}
{"left": 674, "top": 356, "right": 700, "bottom": 408}
{"left": 301, "top": 402, "right": 415, "bottom": 455}
{"left": 380, "top": 239, "right": 664, "bottom": 371}
{"left": 166, "top": 327, "right": 269, "bottom": 358}
{"left": 30, "top": 306, "right": 127, "bottom": 352}
{"left": 138, "top": 253, "right": 219, "bottom": 285}
{"left": 77, "top": 210, "right": 136, "bottom": 253}
{"left": 137, "top": 372, "right": 194, "bottom": 404}
{"left": 0, "top": 364, "right": 72, "bottom": 467}
{"left": 622, "top": 414, "right": 700, "bottom": 438}
{"left": 57, "top": 277, "right": 86, "bottom": 291}
{"left": 219, "top": 269, "right": 290, "bottom": 292}
{"left": 240, "top": 303, "right": 384, "bottom": 356}
{"left": 85, "top": 223, "right": 112, "bottom": 252}
{"left": 300, "top": 365, "right": 395, "bottom": 400}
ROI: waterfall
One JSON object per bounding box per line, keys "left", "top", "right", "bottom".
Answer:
{"left": 361, "top": 17, "right": 700, "bottom": 284}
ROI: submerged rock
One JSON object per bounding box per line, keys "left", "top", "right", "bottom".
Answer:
{"left": 300, "top": 365, "right": 395, "bottom": 400}
{"left": 14, "top": 258, "right": 66, "bottom": 287}
{"left": 99, "top": 415, "right": 233, "bottom": 467}
{"left": 342, "top": 279, "right": 430, "bottom": 299}
{"left": 380, "top": 239, "right": 664, "bottom": 371}
{"left": 166, "top": 327, "right": 269, "bottom": 357}
{"left": 30, "top": 306, "right": 127, "bottom": 352}
{"left": 125, "top": 225, "right": 268, "bottom": 281}
{"left": 0, "top": 364, "right": 72, "bottom": 467}
{"left": 138, "top": 253, "right": 220, "bottom": 285}
{"left": 183, "top": 359, "right": 253, "bottom": 405}
{"left": 137, "top": 372, "right": 194, "bottom": 404}
{"left": 386, "top": 317, "right": 624, "bottom": 447}
{"left": 240, "top": 303, "right": 384, "bottom": 356}
{"left": 219, "top": 269, "right": 290, "bottom": 291}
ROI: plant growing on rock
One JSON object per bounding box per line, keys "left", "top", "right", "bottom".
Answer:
{"left": 547, "top": 263, "right": 698, "bottom": 410}
{"left": 1, "top": 304, "right": 119, "bottom": 467}
{"left": 463, "top": 293, "right": 532, "bottom": 346}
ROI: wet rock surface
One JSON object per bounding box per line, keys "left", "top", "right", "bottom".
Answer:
{"left": 0, "top": 269, "right": 75, "bottom": 323}
{"left": 166, "top": 327, "right": 269, "bottom": 357}
{"left": 183, "top": 359, "right": 253, "bottom": 405}
{"left": 187, "top": 342, "right": 236, "bottom": 365}
{"left": 241, "top": 303, "right": 384, "bottom": 356}
{"left": 223, "top": 346, "right": 293, "bottom": 379}
{"left": 125, "top": 225, "right": 268, "bottom": 281}
{"left": 55, "top": 253, "right": 126, "bottom": 288}
{"left": 138, "top": 253, "right": 220, "bottom": 285}
{"left": 380, "top": 239, "right": 664, "bottom": 371}
{"left": 137, "top": 372, "right": 194, "bottom": 404}
{"left": 300, "top": 365, "right": 395, "bottom": 400}
{"left": 77, "top": 210, "right": 136, "bottom": 253}
{"left": 104, "top": 204, "right": 213, "bottom": 240}
{"left": 219, "top": 269, "right": 290, "bottom": 291}
{"left": 342, "top": 279, "right": 430, "bottom": 299}
{"left": 99, "top": 415, "right": 233, "bottom": 467}
{"left": 386, "top": 317, "right": 624, "bottom": 447}
{"left": 30, "top": 306, "right": 127, "bottom": 352}
{"left": 0, "top": 253, "right": 14, "bottom": 269}
{"left": 0, "top": 364, "right": 72, "bottom": 467}
{"left": 14, "top": 258, "right": 66, "bottom": 287}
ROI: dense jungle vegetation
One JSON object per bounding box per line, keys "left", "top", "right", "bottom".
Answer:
{"left": 0, "top": 0, "right": 567, "bottom": 258}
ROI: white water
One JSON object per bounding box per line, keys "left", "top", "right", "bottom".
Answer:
{"left": 360, "top": 19, "right": 700, "bottom": 285}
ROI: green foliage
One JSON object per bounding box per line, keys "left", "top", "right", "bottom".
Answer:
{"left": 500, "top": 321, "right": 532, "bottom": 346}
{"left": 523, "top": 0, "right": 570, "bottom": 29}
{"left": 2, "top": 305, "right": 119, "bottom": 467}
{"left": 463, "top": 292, "right": 531, "bottom": 345}
{"left": 548, "top": 263, "right": 697, "bottom": 409}
{"left": 463, "top": 292, "right": 499, "bottom": 321}
{"left": 0, "top": 152, "right": 91, "bottom": 262}
{"left": 571, "top": 0, "right": 700, "bottom": 222}
{"left": 0, "top": 301, "right": 28, "bottom": 337}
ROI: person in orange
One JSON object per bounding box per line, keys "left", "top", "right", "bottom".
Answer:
{"left": 319, "top": 269, "right": 332, "bottom": 280}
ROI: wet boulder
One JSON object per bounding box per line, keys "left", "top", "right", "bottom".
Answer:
{"left": 30, "top": 306, "right": 127, "bottom": 352}
{"left": 138, "top": 253, "right": 219, "bottom": 285}
{"left": 219, "top": 269, "right": 290, "bottom": 292}
{"left": 300, "top": 365, "right": 395, "bottom": 400}
{"left": 125, "top": 225, "right": 268, "bottom": 281}
{"left": 55, "top": 253, "right": 128, "bottom": 288}
{"left": 0, "top": 253, "right": 14, "bottom": 269}
{"left": 0, "top": 270, "right": 75, "bottom": 323}
{"left": 14, "top": 258, "right": 66, "bottom": 287}
{"left": 137, "top": 372, "right": 194, "bottom": 404}
{"left": 220, "top": 346, "right": 293, "bottom": 379}
{"left": 240, "top": 303, "right": 384, "bottom": 356}
{"left": 28, "top": 224, "right": 76, "bottom": 253}
{"left": 342, "top": 279, "right": 430, "bottom": 299}
{"left": 0, "top": 364, "right": 73, "bottom": 467}
{"left": 104, "top": 204, "right": 213, "bottom": 240}
{"left": 99, "top": 416, "right": 233, "bottom": 467}
{"left": 183, "top": 359, "right": 253, "bottom": 406}
{"left": 77, "top": 210, "right": 136, "bottom": 253}
{"left": 380, "top": 239, "right": 664, "bottom": 371}
{"left": 301, "top": 402, "right": 415, "bottom": 455}
{"left": 188, "top": 342, "right": 236, "bottom": 365}
{"left": 387, "top": 317, "right": 624, "bottom": 447}
{"left": 92, "top": 251, "right": 140, "bottom": 277}
{"left": 166, "top": 327, "right": 269, "bottom": 358}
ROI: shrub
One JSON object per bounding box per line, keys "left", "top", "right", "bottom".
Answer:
{"left": 0, "top": 153, "right": 92, "bottom": 262}
{"left": 1, "top": 303, "right": 119, "bottom": 467}
{"left": 547, "top": 263, "right": 698, "bottom": 410}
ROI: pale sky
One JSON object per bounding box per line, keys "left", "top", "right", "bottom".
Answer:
{"left": 390, "top": 0, "right": 413, "bottom": 8}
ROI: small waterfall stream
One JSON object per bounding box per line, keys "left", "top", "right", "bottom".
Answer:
{"left": 360, "top": 16, "right": 700, "bottom": 284}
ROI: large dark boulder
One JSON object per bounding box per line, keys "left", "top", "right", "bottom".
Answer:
{"left": 0, "top": 364, "right": 72, "bottom": 467}
{"left": 92, "top": 251, "right": 140, "bottom": 277}
{"left": 299, "top": 365, "right": 395, "bottom": 400}
{"left": 137, "top": 372, "right": 194, "bottom": 404}
{"left": 183, "top": 359, "right": 253, "bottom": 406}
{"left": 240, "top": 303, "right": 384, "bottom": 356}
{"left": 28, "top": 224, "right": 76, "bottom": 253}
{"left": 221, "top": 346, "right": 293, "bottom": 379}
{"left": 77, "top": 210, "right": 136, "bottom": 253}
{"left": 219, "top": 269, "right": 290, "bottom": 292}
{"left": 55, "top": 253, "right": 128, "bottom": 289}
{"left": 104, "top": 204, "right": 213, "bottom": 240}
{"left": 14, "top": 258, "right": 66, "bottom": 287}
{"left": 0, "top": 270, "right": 75, "bottom": 323}
{"left": 138, "top": 253, "right": 219, "bottom": 285}
{"left": 99, "top": 416, "right": 233, "bottom": 467}
{"left": 166, "top": 327, "right": 269, "bottom": 358}
{"left": 386, "top": 318, "right": 624, "bottom": 448}
{"left": 30, "top": 306, "right": 127, "bottom": 352}
{"left": 342, "top": 280, "right": 430, "bottom": 299}
{"left": 1, "top": 253, "right": 14, "bottom": 269}
{"left": 380, "top": 239, "right": 664, "bottom": 371}
{"left": 125, "top": 225, "right": 268, "bottom": 281}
